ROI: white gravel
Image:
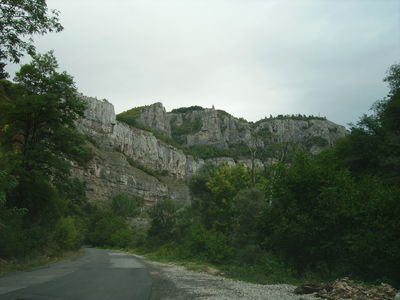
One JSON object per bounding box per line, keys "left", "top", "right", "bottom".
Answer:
{"left": 149, "top": 261, "right": 320, "bottom": 300}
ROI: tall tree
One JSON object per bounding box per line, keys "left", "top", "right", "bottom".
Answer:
{"left": 0, "top": 0, "right": 63, "bottom": 78}
{"left": 0, "top": 51, "right": 89, "bottom": 216}
{"left": 335, "top": 63, "right": 400, "bottom": 183}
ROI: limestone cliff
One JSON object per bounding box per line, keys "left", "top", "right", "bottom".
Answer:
{"left": 168, "top": 108, "right": 252, "bottom": 148}
{"left": 75, "top": 96, "right": 191, "bottom": 204}
{"left": 74, "top": 97, "right": 347, "bottom": 205}
{"left": 132, "top": 103, "right": 347, "bottom": 153}
{"left": 135, "top": 102, "right": 171, "bottom": 137}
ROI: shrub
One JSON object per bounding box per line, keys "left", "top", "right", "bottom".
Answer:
{"left": 53, "top": 216, "right": 83, "bottom": 250}
{"left": 171, "top": 106, "right": 204, "bottom": 113}
{"left": 147, "top": 200, "right": 177, "bottom": 245}
{"left": 85, "top": 208, "right": 133, "bottom": 247}
{"left": 111, "top": 193, "right": 143, "bottom": 218}
{"left": 110, "top": 228, "right": 135, "bottom": 248}
{"left": 182, "top": 223, "right": 232, "bottom": 264}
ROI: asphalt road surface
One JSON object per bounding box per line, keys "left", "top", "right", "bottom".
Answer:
{"left": 0, "top": 248, "right": 153, "bottom": 300}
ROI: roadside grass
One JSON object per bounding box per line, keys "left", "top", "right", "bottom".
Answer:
{"left": 91, "top": 245, "right": 334, "bottom": 286}
{"left": 0, "top": 249, "right": 85, "bottom": 276}
{"left": 124, "top": 245, "right": 305, "bottom": 286}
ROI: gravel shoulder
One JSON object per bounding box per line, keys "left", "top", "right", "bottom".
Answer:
{"left": 133, "top": 254, "right": 319, "bottom": 300}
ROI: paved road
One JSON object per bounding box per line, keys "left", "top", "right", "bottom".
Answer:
{"left": 0, "top": 248, "right": 153, "bottom": 300}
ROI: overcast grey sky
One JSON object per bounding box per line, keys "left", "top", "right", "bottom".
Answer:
{"left": 6, "top": 0, "right": 400, "bottom": 126}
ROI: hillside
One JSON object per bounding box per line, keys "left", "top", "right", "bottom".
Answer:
{"left": 73, "top": 96, "right": 347, "bottom": 204}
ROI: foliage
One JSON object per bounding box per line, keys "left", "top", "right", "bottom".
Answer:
{"left": 216, "top": 109, "right": 232, "bottom": 118}
{"left": 184, "top": 142, "right": 251, "bottom": 160}
{"left": 85, "top": 208, "right": 134, "bottom": 248}
{"left": 255, "top": 114, "right": 327, "bottom": 124}
{"left": 170, "top": 115, "right": 203, "bottom": 144}
{"left": 111, "top": 193, "right": 144, "bottom": 218}
{"left": 116, "top": 111, "right": 183, "bottom": 149}
{"left": 231, "top": 186, "right": 266, "bottom": 247}
{"left": 304, "top": 136, "right": 329, "bottom": 148}
{"left": 0, "top": 0, "right": 63, "bottom": 77}
{"left": 194, "top": 163, "right": 252, "bottom": 232}
{"left": 335, "top": 63, "right": 400, "bottom": 184}
{"left": 0, "top": 206, "right": 27, "bottom": 257}
{"left": 53, "top": 216, "right": 84, "bottom": 250}
{"left": 139, "top": 64, "right": 400, "bottom": 287}
{"left": 1, "top": 52, "right": 89, "bottom": 210}
{"left": 0, "top": 52, "right": 91, "bottom": 258}
{"left": 115, "top": 106, "right": 143, "bottom": 127}
{"left": 125, "top": 155, "right": 168, "bottom": 178}
{"left": 171, "top": 106, "right": 204, "bottom": 113}
{"left": 147, "top": 200, "right": 178, "bottom": 246}
{"left": 181, "top": 223, "right": 232, "bottom": 263}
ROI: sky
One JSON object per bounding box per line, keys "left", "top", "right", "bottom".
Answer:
{"left": 5, "top": 0, "right": 400, "bottom": 126}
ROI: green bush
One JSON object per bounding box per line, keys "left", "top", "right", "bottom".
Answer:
{"left": 111, "top": 193, "right": 143, "bottom": 218}
{"left": 182, "top": 223, "right": 232, "bottom": 264}
{"left": 147, "top": 200, "right": 177, "bottom": 245}
{"left": 125, "top": 156, "right": 169, "bottom": 178}
{"left": 53, "top": 216, "right": 83, "bottom": 250}
{"left": 255, "top": 114, "right": 326, "bottom": 124}
{"left": 116, "top": 106, "right": 143, "bottom": 127}
{"left": 0, "top": 208, "right": 27, "bottom": 258}
{"left": 85, "top": 208, "right": 133, "bottom": 247}
{"left": 110, "top": 228, "right": 135, "bottom": 248}
{"left": 305, "top": 136, "right": 329, "bottom": 148}
{"left": 235, "top": 244, "right": 264, "bottom": 265}
{"left": 231, "top": 187, "right": 265, "bottom": 246}
{"left": 171, "top": 106, "right": 204, "bottom": 113}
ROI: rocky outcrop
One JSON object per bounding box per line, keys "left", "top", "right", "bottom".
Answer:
{"left": 255, "top": 118, "right": 348, "bottom": 154}
{"left": 71, "top": 144, "right": 169, "bottom": 204}
{"left": 75, "top": 97, "right": 191, "bottom": 204}
{"left": 294, "top": 277, "right": 398, "bottom": 300}
{"left": 168, "top": 108, "right": 252, "bottom": 148}
{"left": 135, "top": 102, "right": 171, "bottom": 137}
{"left": 75, "top": 96, "right": 347, "bottom": 204}
{"left": 133, "top": 103, "right": 346, "bottom": 153}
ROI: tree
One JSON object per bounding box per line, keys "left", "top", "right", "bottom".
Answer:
{"left": 335, "top": 63, "right": 400, "bottom": 183}
{"left": 0, "top": 0, "right": 63, "bottom": 78}
{"left": 147, "top": 200, "right": 178, "bottom": 245}
{"left": 111, "top": 193, "right": 144, "bottom": 218}
{"left": 0, "top": 51, "right": 89, "bottom": 216}
{"left": 203, "top": 164, "right": 251, "bottom": 231}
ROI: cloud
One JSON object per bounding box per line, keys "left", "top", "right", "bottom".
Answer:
{"left": 5, "top": 0, "right": 400, "bottom": 126}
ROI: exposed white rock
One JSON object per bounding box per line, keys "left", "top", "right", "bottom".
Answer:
{"left": 74, "top": 96, "right": 347, "bottom": 204}
{"left": 135, "top": 102, "right": 171, "bottom": 137}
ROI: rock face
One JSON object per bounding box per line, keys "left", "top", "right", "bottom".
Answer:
{"left": 75, "top": 97, "right": 191, "bottom": 204}
{"left": 255, "top": 118, "right": 348, "bottom": 154}
{"left": 71, "top": 144, "right": 169, "bottom": 205}
{"left": 168, "top": 108, "right": 252, "bottom": 148}
{"left": 135, "top": 102, "right": 171, "bottom": 137}
{"left": 135, "top": 103, "right": 347, "bottom": 153}
{"left": 75, "top": 97, "right": 347, "bottom": 204}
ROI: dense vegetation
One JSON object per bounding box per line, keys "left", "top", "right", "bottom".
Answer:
{"left": 171, "top": 105, "right": 205, "bottom": 113}
{"left": 170, "top": 115, "right": 203, "bottom": 144}
{"left": 117, "top": 102, "right": 332, "bottom": 163}
{"left": 135, "top": 64, "right": 400, "bottom": 287}
{"left": 255, "top": 114, "right": 327, "bottom": 124}
{"left": 115, "top": 106, "right": 144, "bottom": 127}
{"left": 0, "top": 52, "right": 91, "bottom": 257}
{"left": 1, "top": 0, "right": 398, "bottom": 287}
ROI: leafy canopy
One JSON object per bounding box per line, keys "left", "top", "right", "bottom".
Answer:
{"left": 0, "top": 51, "right": 89, "bottom": 212}
{"left": 0, "top": 0, "right": 63, "bottom": 77}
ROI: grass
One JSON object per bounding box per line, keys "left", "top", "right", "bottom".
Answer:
{"left": 0, "top": 248, "right": 85, "bottom": 276}
{"left": 124, "top": 245, "right": 302, "bottom": 285}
